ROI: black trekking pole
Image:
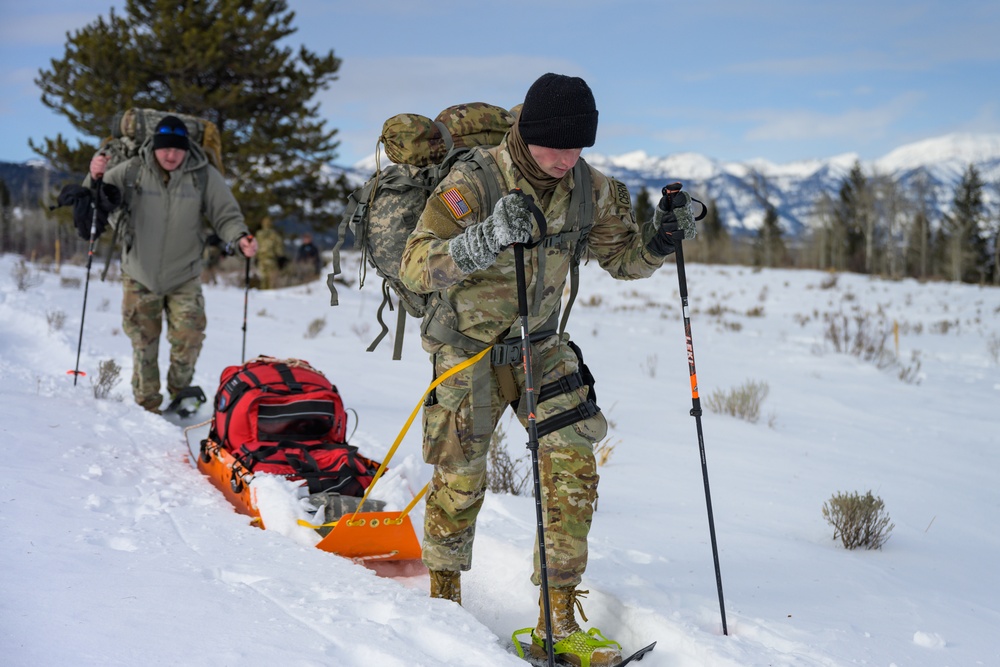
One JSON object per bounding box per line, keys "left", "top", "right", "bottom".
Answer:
{"left": 511, "top": 190, "right": 555, "bottom": 667}
{"left": 68, "top": 178, "right": 103, "bottom": 386}
{"left": 241, "top": 250, "right": 251, "bottom": 363}
{"left": 663, "top": 182, "right": 728, "bottom": 636}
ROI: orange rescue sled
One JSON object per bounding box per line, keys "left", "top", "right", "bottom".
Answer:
{"left": 190, "top": 429, "right": 424, "bottom": 567}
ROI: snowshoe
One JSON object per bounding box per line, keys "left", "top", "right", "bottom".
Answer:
{"left": 164, "top": 386, "right": 207, "bottom": 418}
{"left": 513, "top": 626, "right": 622, "bottom": 667}
{"left": 512, "top": 629, "right": 655, "bottom": 667}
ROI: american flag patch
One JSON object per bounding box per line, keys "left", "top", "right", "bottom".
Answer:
{"left": 440, "top": 187, "right": 471, "bottom": 220}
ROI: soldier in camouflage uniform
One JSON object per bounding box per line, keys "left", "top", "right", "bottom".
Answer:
{"left": 400, "top": 74, "right": 694, "bottom": 666}
{"left": 254, "top": 216, "right": 286, "bottom": 289}
{"left": 89, "top": 115, "right": 257, "bottom": 413}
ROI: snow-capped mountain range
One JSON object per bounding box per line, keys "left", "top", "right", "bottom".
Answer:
{"left": 343, "top": 133, "right": 1000, "bottom": 236}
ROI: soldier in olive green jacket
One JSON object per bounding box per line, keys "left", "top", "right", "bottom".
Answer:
{"left": 89, "top": 115, "right": 258, "bottom": 413}
{"left": 400, "top": 74, "right": 695, "bottom": 666}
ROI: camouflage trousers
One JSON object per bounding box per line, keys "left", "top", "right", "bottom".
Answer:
{"left": 257, "top": 259, "right": 280, "bottom": 290}
{"left": 421, "top": 334, "right": 607, "bottom": 588}
{"left": 121, "top": 275, "right": 207, "bottom": 410}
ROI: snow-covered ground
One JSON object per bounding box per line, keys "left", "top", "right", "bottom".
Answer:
{"left": 1, "top": 250, "right": 998, "bottom": 666}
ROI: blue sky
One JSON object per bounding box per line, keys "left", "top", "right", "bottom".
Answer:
{"left": 2, "top": 0, "right": 999, "bottom": 167}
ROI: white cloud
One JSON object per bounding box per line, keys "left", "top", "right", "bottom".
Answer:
{"left": 743, "top": 93, "right": 925, "bottom": 143}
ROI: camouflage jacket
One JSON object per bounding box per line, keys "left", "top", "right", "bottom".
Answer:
{"left": 255, "top": 227, "right": 286, "bottom": 265}
{"left": 399, "top": 137, "right": 665, "bottom": 355}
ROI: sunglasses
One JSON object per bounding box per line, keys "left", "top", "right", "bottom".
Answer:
{"left": 157, "top": 125, "right": 189, "bottom": 137}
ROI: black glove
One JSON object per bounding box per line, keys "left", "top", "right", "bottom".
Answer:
{"left": 55, "top": 182, "right": 122, "bottom": 241}
{"left": 645, "top": 189, "right": 695, "bottom": 257}
{"left": 96, "top": 181, "right": 122, "bottom": 214}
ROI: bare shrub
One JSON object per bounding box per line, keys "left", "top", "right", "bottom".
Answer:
{"left": 705, "top": 379, "right": 769, "bottom": 423}
{"left": 11, "top": 259, "right": 42, "bottom": 291}
{"left": 46, "top": 310, "right": 67, "bottom": 333}
{"left": 91, "top": 358, "right": 123, "bottom": 400}
{"left": 745, "top": 305, "right": 765, "bottom": 317}
{"left": 930, "top": 319, "right": 959, "bottom": 335}
{"left": 987, "top": 333, "right": 1000, "bottom": 365}
{"left": 705, "top": 303, "right": 726, "bottom": 317}
{"left": 822, "top": 490, "right": 894, "bottom": 550}
{"left": 823, "top": 312, "right": 921, "bottom": 383}
{"left": 819, "top": 273, "right": 839, "bottom": 290}
{"left": 304, "top": 317, "right": 326, "bottom": 339}
{"left": 594, "top": 438, "right": 618, "bottom": 467}
{"left": 350, "top": 322, "right": 370, "bottom": 340}
{"left": 486, "top": 417, "right": 529, "bottom": 496}
{"left": 640, "top": 353, "right": 658, "bottom": 378}
{"left": 897, "top": 351, "right": 923, "bottom": 385}
{"left": 823, "top": 313, "right": 890, "bottom": 365}
{"left": 60, "top": 276, "right": 82, "bottom": 289}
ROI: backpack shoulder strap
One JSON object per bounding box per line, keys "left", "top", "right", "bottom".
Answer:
{"left": 100, "top": 156, "right": 143, "bottom": 281}
{"left": 193, "top": 165, "right": 209, "bottom": 217}
{"left": 465, "top": 148, "right": 504, "bottom": 213}
{"left": 559, "top": 160, "right": 594, "bottom": 335}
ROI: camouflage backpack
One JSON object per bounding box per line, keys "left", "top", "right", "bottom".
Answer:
{"left": 96, "top": 108, "right": 225, "bottom": 276}
{"left": 329, "top": 102, "right": 595, "bottom": 360}
{"left": 328, "top": 103, "right": 515, "bottom": 359}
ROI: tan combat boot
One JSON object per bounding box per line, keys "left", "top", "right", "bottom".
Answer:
{"left": 428, "top": 570, "right": 461, "bottom": 605}
{"left": 529, "top": 587, "right": 622, "bottom": 667}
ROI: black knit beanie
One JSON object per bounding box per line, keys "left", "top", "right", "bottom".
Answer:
{"left": 518, "top": 73, "right": 599, "bottom": 149}
{"left": 152, "top": 115, "right": 191, "bottom": 151}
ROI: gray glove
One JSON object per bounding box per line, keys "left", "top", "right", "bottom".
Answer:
{"left": 449, "top": 193, "right": 534, "bottom": 273}
{"left": 645, "top": 190, "right": 697, "bottom": 256}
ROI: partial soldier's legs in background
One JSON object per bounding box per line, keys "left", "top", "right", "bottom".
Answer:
{"left": 164, "top": 277, "right": 207, "bottom": 397}
{"left": 121, "top": 275, "right": 165, "bottom": 411}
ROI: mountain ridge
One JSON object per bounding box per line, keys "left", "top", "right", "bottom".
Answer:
{"left": 343, "top": 131, "right": 1000, "bottom": 236}
{"left": 5, "top": 132, "right": 998, "bottom": 237}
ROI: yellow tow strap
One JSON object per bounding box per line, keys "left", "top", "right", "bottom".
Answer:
{"left": 351, "top": 344, "right": 493, "bottom": 520}
{"left": 297, "top": 345, "right": 494, "bottom": 533}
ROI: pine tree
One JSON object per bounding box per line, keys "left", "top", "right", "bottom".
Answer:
{"left": 31, "top": 0, "right": 344, "bottom": 230}
{"left": 634, "top": 187, "right": 654, "bottom": 225}
{"left": 701, "top": 197, "right": 729, "bottom": 264}
{"left": 943, "top": 163, "right": 987, "bottom": 283}
{"left": 753, "top": 204, "right": 785, "bottom": 268}
{"left": 0, "top": 178, "right": 11, "bottom": 253}
{"left": 835, "top": 161, "right": 871, "bottom": 273}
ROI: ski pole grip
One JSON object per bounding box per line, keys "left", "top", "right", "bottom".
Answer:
{"left": 509, "top": 188, "right": 548, "bottom": 246}
{"left": 662, "top": 182, "right": 682, "bottom": 206}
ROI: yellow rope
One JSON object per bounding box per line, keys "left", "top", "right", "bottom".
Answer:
{"left": 350, "top": 345, "right": 493, "bottom": 521}
{"left": 295, "top": 346, "right": 490, "bottom": 532}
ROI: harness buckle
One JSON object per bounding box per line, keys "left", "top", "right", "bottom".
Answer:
{"left": 490, "top": 341, "right": 523, "bottom": 366}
